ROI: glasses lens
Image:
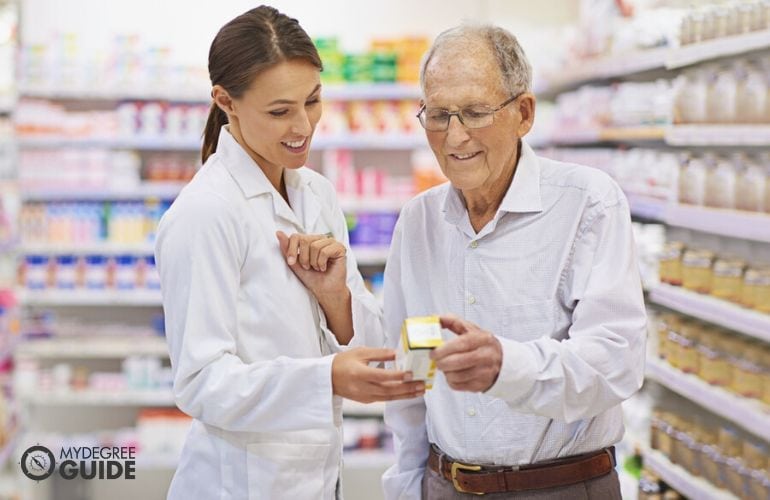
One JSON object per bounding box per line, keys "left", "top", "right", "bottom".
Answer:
{"left": 422, "top": 109, "right": 449, "bottom": 131}
{"left": 461, "top": 107, "right": 494, "bottom": 129}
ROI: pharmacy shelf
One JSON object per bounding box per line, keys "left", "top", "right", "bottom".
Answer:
{"left": 19, "top": 86, "right": 210, "bottom": 102}
{"left": 665, "top": 203, "right": 770, "bottom": 243}
{"left": 21, "top": 182, "right": 186, "bottom": 201}
{"left": 20, "top": 242, "right": 155, "bottom": 255}
{"left": 313, "top": 134, "right": 425, "bottom": 150}
{"left": 538, "top": 29, "right": 770, "bottom": 95}
{"left": 641, "top": 447, "right": 736, "bottom": 500}
{"left": 344, "top": 449, "right": 395, "bottom": 469}
{"left": 626, "top": 193, "right": 668, "bottom": 221}
{"left": 646, "top": 359, "right": 770, "bottom": 439}
{"left": 18, "top": 289, "right": 162, "bottom": 307}
{"left": 626, "top": 198, "right": 770, "bottom": 243}
{"left": 322, "top": 83, "right": 420, "bottom": 101}
{"left": 648, "top": 284, "right": 770, "bottom": 343}
{"left": 18, "top": 133, "right": 426, "bottom": 151}
{"left": 351, "top": 246, "right": 390, "bottom": 266}
{"left": 665, "top": 124, "right": 770, "bottom": 146}
{"left": 18, "top": 389, "right": 175, "bottom": 406}
{"left": 342, "top": 400, "right": 385, "bottom": 417}
{"left": 15, "top": 336, "right": 168, "bottom": 359}
{"left": 339, "top": 197, "right": 408, "bottom": 213}
{"left": 545, "top": 125, "right": 770, "bottom": 147}
{"left": 19, "top": 82, "right": 420, "bottom": 103}
{"left": 18, "top": 136, "right": 202, "bottom": 151}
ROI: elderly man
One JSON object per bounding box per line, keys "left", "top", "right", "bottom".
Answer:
{"left": 381, "top": 23, "right": 646, "bottom": 499}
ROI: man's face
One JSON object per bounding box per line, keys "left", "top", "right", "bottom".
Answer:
{"left": 422, "top": 41, "right": 533, "bottom": 194}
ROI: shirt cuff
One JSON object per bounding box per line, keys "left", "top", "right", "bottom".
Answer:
{"left": 485, "top": 337, "right": 539, "bottom": 402}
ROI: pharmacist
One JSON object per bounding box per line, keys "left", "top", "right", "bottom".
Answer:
{"left": 382, "top": 23, "right": 646, "bottom": 499}
{"left": 156, "top": 6, "right": 423, "bottom": 500}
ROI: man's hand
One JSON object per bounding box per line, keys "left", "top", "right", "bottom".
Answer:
{"left": 332, "top": 347, "right": 426, "bottom": 403}
{"left": 276, "top": 231, "right": 347, "bottom": 298}
{"left": 431, "top": 315, "right": 503, "bottom": 392}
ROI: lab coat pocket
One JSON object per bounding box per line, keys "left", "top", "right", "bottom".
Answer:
{"left": 246, "top": 442, "right": 330, "bottom": 500}
{"left": 498, "top": 299, "right": 557, "bottom": 343}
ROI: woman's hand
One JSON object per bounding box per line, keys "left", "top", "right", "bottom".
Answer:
{"left": 332, "top": 347, "right": 425, "bottom": 403}
{"left": 276, "top": 231, "right": 347, "bottom": 298}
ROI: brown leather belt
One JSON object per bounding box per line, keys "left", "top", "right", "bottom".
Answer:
{"left": 427, "top": 444, "right": 616, "bottom": 495}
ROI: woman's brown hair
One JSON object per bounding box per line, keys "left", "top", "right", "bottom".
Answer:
{"left": 202, "top": 5, "right": 323, "bottom": 163}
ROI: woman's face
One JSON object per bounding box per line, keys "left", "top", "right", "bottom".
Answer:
{"left": 223, "top": 59, "right": 322, "bottom": 175}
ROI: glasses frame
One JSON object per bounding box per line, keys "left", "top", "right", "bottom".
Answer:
{"left": 416, "top": 93, "right": 522, "bottom": 131}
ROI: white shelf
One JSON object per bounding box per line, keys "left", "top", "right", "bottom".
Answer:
{"left": 18, "top": 136, "right": 202, "bottom": 151}
{"left": 20, "top": 83, "right": 420, "bottom": 103}
{"left": 626, "top": 193, "right": 668, "bottom": 221}
{"left": 649, "top": 284, "right": 770, "bottom": 343}
{"left": 16, "top": 336, "right": 168, "bottom": 359}
{"left": 18, "top": 389, "right": 175, "bottom": 406}
{"left": 665, "top": 124, "right": 770, "bottom": 146}
{"left": 322, "top": 83, "right": 420, "bottom": 101}
{"left": 642, "top": 447, "right": 736, "bottom": 500}
{"left": 19, "top": 289, "right": 163, "bottom": 306}
{"left": 538, "top": 30, "right": 770, "bottom": 95}
{"left": 351, "top": 247, "right": 389, "bottom": 266}
{"left": 545, "top": 125, "right": 770, "bottom": 147}
{"left": 339, "top": 196, "right": 407, "bottom": 213}
{"left": 17, "top": 133, "right": 426, "bottom": 151}
{"left": 538, "top": 46, "right": 669, "bottom": 96}
{"left": 626, "top": 197, "right": 770, "bottom": 244}
{"left": 344, "top": 449, "right": 395, "bottom": 469}
{"left": 313, "top": 133, "right": 424, "bottom": 150}
{"left": 22, "top": 182, "right": 186, "bottom": 201}
{"left": 665, "top": 203, "right": 770, "bottom": 243}
{"left": 666, "top": 29, "right": 770, "bottom": 70}
{"left": 20, "top": 242, "right": 155, "bottom": 255}
{"left": 646, "top": 359, "right": 770, "bottom": 439}
{"left": 342, "top": 399, "right": 385, "bottom": 417}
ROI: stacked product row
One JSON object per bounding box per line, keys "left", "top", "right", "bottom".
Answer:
{"left": 650, "top": 402, "right": 769, "bottom": 498}
{"left": 541, "top": 148, "right": 770, "bottom": 212}
{"left": 655, "top": 312, "right": 770, "bottom": 405}
{"left": 658, "top": 231, "right": 770, "bottom": 313}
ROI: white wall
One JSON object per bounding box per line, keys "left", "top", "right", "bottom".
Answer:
{"left": 19, "top": 0, "right": 578, "bottom": 68}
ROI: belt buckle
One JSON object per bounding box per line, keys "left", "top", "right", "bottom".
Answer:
{"left": 450, "top": 461, "right": 484, "bottom": 495}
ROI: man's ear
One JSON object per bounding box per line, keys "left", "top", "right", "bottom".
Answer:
{"left": 212, "top": 85, "right": 235, "bottom": 115}
{"left": 515, "top": 93, "right": 536, "bottom": 137}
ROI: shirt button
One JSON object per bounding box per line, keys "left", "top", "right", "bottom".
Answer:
{"left": 468, "top": 295, "right": 476, "bottom": 305}
{"left": 470, "top": 241, "right": 478, "bottom": 248}
{"left": 467, "top": 407, "right": 476, "bottom": 416}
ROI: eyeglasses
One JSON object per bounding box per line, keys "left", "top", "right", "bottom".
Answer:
{"left": 416, "top": 94, "right": 521, "bottom": 132}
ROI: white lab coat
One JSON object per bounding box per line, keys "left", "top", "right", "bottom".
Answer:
{"left": 155, "top": 126, "right": 384, "bottom": 500}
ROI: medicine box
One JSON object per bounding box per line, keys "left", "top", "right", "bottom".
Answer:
{"left": 397, "top": 316, "right": 443, "bottom": 389}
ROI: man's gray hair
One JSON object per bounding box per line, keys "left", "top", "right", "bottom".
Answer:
{"left": 419, "top": 23, "right": 532, "bottom": 97}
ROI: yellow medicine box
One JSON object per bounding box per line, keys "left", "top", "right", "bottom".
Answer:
{"left": 397, "top": 316, "right": 444, "bottom": 389}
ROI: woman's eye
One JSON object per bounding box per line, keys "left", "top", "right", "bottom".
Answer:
{"left": 269, "top": 109, "right": 289, "bottom": 117}
{"left": 306, "top": 98, "right": 320, "bottom": 106}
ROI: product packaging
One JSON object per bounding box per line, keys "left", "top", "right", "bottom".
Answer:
{"left": 396, "top": 316, "right": 443, "bottom": 389}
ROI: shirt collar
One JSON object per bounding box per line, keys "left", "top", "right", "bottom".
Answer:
{"left": 216, "top": 125, "right": 311, "bottom": 198}
{"left": 442, "top": 140, "right": 543, "bottom": 225}
{"left": 216, "top": 125, "right": 316, "bottom": 230}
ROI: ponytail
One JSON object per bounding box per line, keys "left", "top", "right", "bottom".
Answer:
{"left": 201, "top": 103, "right": 228, "bottom": 164}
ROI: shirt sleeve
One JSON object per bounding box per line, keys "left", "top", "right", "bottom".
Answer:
{"left": 485, "top": 199, "right": 647, "bottom": 423}
{"left": 381, "top": 215, "right": 430, "bottom": 500}
{"left": 318, "top": 191, "right": 385, "bottom": 351}
{"left": 156, "top": 191, "right": 336, "bottom": 433}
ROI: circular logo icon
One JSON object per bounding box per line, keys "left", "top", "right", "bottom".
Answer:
{"left": 20, "top": 445, "right": 56, "bottom": 481}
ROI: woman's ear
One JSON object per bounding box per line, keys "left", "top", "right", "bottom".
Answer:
{"left": 212, "top": 85, "right": 235, "bottom": 115}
